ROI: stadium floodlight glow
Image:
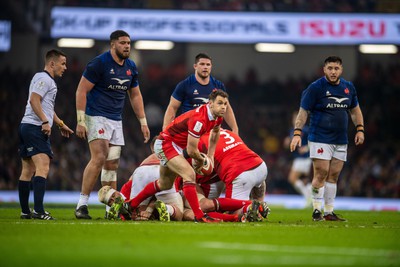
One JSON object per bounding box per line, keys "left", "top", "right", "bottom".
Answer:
{"left": 134, "top": 40, "right": 174, "bottom": 50}
{"left": 57, "top": 38, "right": 95, "bottom": 48}
{"left": 359, "top": 44, "right": 398, "bottom": 54}
{"left": 255, "top": 43, "right": 295, "bottom": 53}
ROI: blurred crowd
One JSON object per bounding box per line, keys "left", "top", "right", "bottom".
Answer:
{"left": 0, "top": 59, "right": 399, "bottom": 198}
{"left": 31, "top": 0, "right": 399, "bottom": 13}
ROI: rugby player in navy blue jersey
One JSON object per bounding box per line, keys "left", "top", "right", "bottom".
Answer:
{"left": 74, "top": 30, "right": 150, "bottom": 219}
{"left": 162, "top": 53, "right": 239, "bottom": 134}
{"left": 290, "top": 56, "right": 365, "bottom": 222}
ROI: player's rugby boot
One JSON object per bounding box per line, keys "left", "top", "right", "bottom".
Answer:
{"left": 155, "top": 200, "right": 170, "bottom": 222}
{"left": 324, "top": 212, "right": 346, "bottom": 221}
{"left": 75, "top": 205, "right": 92, "bottom": 220}
{"left": 194, "top": 214, "right": 221, "bottom": 223}
{"left": 259, "top": 201, "right": 271, "bottom": 219}
{"left": 246, "top": 200, "right": 263, "bottom": 222}
{"left": 312, "top": 209, "right": 324, "bottom": 221}
{"left": 32, "top": 210, "right": 55, "bottom": 220}
{"left": 108, "top": 195, "right": 131, "bottom": 220}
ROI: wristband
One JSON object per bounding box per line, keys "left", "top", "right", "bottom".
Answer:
{"left": 182, "top": 149, "right": 190, "bottom": 159}
{"left": 139, "top": 117, "right": 147, "bottom": 126}
{"left": 356, "top": 124, "right": 364, "bottom": 128}
{"left": 57, "top": 120, "right": 64, "bottom": 129}
{"left": 42, "top": 121, "right": 49, "bottom": 125}
{"left": 293, "top": 128, "right": 302, "bottom": 136}
{"left": 357, "top": 129, "right": 364, "bottom": 133}
{"left": 77, "top": 110, "right": 86, "bottom": 127}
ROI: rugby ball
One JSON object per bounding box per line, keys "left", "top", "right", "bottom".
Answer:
{"left": 192, "top": 153, "right": 214, "bottom": 176}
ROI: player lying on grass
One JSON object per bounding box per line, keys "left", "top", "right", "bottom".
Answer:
{"left": 98, "top": 151, "right": 183, "bottom": 221}
{"left": 174, "top": 176, "right": 269, "bottom": 222}
{"left": 98, "top": 185, "right": 173, "bottom": 222}
{"left": 100, "top": 152, "right": 269, "bottom": 222}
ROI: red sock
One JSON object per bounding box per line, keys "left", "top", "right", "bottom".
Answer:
{"left": 208, "top": 212, "right": 239, "bottom": 222}
{"left": 215, "top": 198, "right": 252, "bottom": 212}
{"left": 183, "top": 182, "right": 204, "bottom": 219}
{"left": 128, "top": 180, "right": 160, "bottom": 208}
{"left": 120, "top": 180, "right": 132, "bottom": 199}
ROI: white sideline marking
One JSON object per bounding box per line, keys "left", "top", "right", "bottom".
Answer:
{"left": 210, "top": 255, "right": 357, "bottom": 266}
{"left": 198, "top": 241, "right": 398, "bottom": 257}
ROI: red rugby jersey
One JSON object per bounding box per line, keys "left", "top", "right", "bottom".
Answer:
{"left": 160, "top": 104, "right": 223, "bottom": 148}
{"left": 199, "top": 129, "right": 263, "bottom": 184}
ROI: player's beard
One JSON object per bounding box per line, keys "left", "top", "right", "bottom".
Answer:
{"left": 197, "top": 70, "right": 210, "bottom": 79}
{"left": 116, "top": 49, "right": 130, "bottom": 60}
{"left": 325, "top": 75, "right": 339, "bottom": 85}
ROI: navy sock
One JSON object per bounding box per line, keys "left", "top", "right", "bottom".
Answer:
{"left": 18, "top": 180, "right": 31, "bottom": 214}
{"left": 33, "top": 176, "right": 47, "bottom": 213}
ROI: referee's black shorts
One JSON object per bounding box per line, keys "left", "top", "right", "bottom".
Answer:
{"left": 18, "top": 123, "right": 53, "bottom": 159}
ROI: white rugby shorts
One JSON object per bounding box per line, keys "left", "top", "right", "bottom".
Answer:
{"left": 231, "top": 161, "right": 268, "bottom": 200}
{"left": 86, "top": 115, "right": 124, "bottom": 145}
{"left": 309, "top": 141, "right": 347, "bottom": 162}
{"left": 130, "top": 165, "right": 183, "bottom": 213}
{"left": 291, "top": 157, "right": 312, "bottom": 174}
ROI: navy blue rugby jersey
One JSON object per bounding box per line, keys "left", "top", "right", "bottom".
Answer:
{"left": 172, "top": 74, "right": 226, "bottom": 114}
{"left": 83, "top": 51, "right": 139, "bottom": 121}
{"left": 300, "top": 77, "right": 359, "bottom": 145}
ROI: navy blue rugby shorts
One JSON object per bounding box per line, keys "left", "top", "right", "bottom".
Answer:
{"left": 18, "top": 123, "right": 53, "bottom": 159}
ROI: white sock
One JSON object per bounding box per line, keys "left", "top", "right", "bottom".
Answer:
{"left": 166, "top": 204, "right": 175, "bottom": 216}
{"left": 312, "top": 186, "right": 324, "bottom": 211}
{"left": 77, "top": 194, "right": 89, "bottom": 209}
{"left": 294, "top": 180, "right": 307, "bottom": 197}
{"left": 324, "top": 182, "right": 337, "bottom": 215}
{"left": 106, "top": 205, "right": 110, "bottom": 212}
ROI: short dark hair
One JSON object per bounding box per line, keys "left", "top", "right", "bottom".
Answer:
{"left": 195, "top": 53, "right": 212, "bottom": 64}
{"left": 45, "top": 49, "right": 66, "bottom": 63}
{"left": 209, "top": 89, "right": 228, "bottom": 101}
{"left": 324, "top": 56, "right": 342, "bottom": 65}
{"left": 110, "top": 30, "right": 130, "bottom": 41}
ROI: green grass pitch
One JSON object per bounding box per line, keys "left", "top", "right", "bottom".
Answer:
{"left": 1, "top": 204, "right": 399, "bottom": 267}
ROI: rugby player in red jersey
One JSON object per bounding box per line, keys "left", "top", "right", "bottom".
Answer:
{"left": 120, "top": 89, "right": 229, "bottom": 223}
{"left": 197, "top": 129, "right": 270, "bottom": 220}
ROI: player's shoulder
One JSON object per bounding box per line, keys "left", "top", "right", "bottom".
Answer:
{"left": 124, "top": 58, "right": 137, "bottom": 69}
{"left": 209, "top": 75, "right": 225, "bottom": 90}
{"left": 304, "top": 77, "right": 326, "bottom": 93}
{"left": 32, "top": 72, "right": 53, "bottom": 84}
{"left": 311, "top": 77, "right": 326, "bottom": 87}
{"left": 175, "top": 74, "right": 194, "bottom": 89}
{"left": 33, "top": 71, "right": 50, "bottom": 79}
{"left": 339, "top": 78, "right": 355, "bottom": 89}
{"left": 86, "top": 52, "right": 108, "bottom": 68}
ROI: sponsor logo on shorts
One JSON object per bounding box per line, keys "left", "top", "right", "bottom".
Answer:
{"left": 317, "top": 147, "right": 324, "bottom": 154}
{"left": 98, "top": 128, "right": 105, "bottom": 135}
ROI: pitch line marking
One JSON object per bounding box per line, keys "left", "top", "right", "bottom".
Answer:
{"left": 198, "top": 241, "right": 399, "bottom": 257}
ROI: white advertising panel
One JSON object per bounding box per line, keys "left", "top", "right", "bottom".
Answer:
{"left": 51, "top": 7, "right": 400, "bottom": 44}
